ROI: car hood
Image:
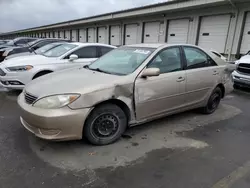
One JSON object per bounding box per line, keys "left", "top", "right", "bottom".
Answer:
{"left": 238, "top": 55, "right": 250, "bottom": 63}
{"left": 5, "top": 52, "right": 33, "bottom": 60}
{"left": 0, "top": 55, "right": 57, "bottom": 67}
{"left": 25, "top": 68, "right": 127, "bottom": 97}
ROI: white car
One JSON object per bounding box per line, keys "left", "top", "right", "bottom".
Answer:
{"left": 0, "top": 42, "right": 116, "bottom": 90}
{"left": 210, "top": 50, "right": 227, "bottom": 61}
{"left": 232, "top": 53, "right": 250, "bottom": 88}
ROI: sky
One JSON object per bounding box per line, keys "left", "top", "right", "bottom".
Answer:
{"left": 0, "top": 0, "right": 166, "bottom": 33}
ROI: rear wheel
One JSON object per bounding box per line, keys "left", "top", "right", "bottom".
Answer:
{"left": 84, "top": 104, "right": 127, "bottom": 145}
{"left": 201, "top": 87, "right": 222, "bottom": 114}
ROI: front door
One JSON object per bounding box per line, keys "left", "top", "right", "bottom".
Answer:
{"left": 182, "top": 46, "right": 220, "bottom": 106}
{"left": 135, "top": 47, "right": 186, "bottom": 120}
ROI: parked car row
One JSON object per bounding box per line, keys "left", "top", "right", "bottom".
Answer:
{"left": 232, "top": 52, "right": 250, "bottom": 89}
{"left": 0, "top": 37, "right": 71, "bottom": 62}
{"left": 0, "top": 37, "right": 236, "bottom": 145}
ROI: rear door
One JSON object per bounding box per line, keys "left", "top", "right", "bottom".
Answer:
{"left": 182, "top": 46, "right": 220, "bottom": 106}
{"left": 134, "top": 46, "right": 186, "bottom": 120}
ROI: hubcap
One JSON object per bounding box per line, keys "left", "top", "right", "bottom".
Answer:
{"left": 208, "top": 92, "right": 220, "bottom": 111}
{"left": 92, "top": 114, "right": 119, "bottom": 138}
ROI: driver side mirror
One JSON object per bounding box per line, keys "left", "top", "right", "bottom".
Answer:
{"left": 69, "top": 54, "right": 78, "bottom": 61}
{"left": 141, "top": 68, "right": 160, "bottom": 78}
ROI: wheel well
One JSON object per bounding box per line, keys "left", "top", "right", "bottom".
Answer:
{"left": 32, "top": 70, "right": 53, "bottom": 80}
{"left": 93, "top": 99, "right": 131, "bottom": 123}
{"left": 217, "top": 83, "right": 225, "bottom": 98}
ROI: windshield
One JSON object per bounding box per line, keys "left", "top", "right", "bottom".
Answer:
{"left": 35, "top": 43, "right": 63, "bottom": 54}
{"left": 89, "top": 47, "right": 155, "bottom": 75}
{"left": 43, "top": 43, "right": 77, "bottom": 57}
{"left": 26, "top": 40, "right": 39, "bottom": 47}
{"left": 6, "top": 40, "right": 14, "bottom": 45}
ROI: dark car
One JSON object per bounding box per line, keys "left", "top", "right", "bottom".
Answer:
{"left": 0, "top": 37, "right": 37, "bottom": 61}
{"left": 0, "top": 40, "right": 10, "bottom": 45}
{"left": 0, "top": 38, "right": 70, "bottom": 62}
{"left": 5, "top": 42, "right": 67, "bottom": 60}
{"left": 0, "top": 37, "right": 37, "bottom": 50}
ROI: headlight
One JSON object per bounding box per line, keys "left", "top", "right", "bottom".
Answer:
{"left": 33, "top": 94, "right": 80, "bottom": 109}
{"left": 6, "top": 65, "right": 33, "bottom": 72}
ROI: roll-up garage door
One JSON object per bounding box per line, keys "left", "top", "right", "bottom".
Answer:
{"left": 71, "top": 30, "right": 78, "bottom": 41}
{"left": 60, "top": 31, "right": 64, "bottom": 39}
{"left": 97, "top": 27, "right": 107, "bottom": 43}
{"left": 143, "top": 21, "right": 162, "bottom": 43}
{"left": 87, "top": 28, "right": 96, "bottom": 42}
{"left": 110, "top": 25, "right": 121, "bottom": 46}
{"left": 240, "top": 12, "right": 250, "bottom": 54}
{"left": 55, "top": 31, "right": 59, "bottom": 38}
{"left": 198, "top": 14, "right": 231, "bottom": 53}
{"left": 50, "top": 32, "right": 54, "bottom": 38}
{"left": 167, "top": 19, "right": 190, "bottom": 44}
{"left": 65, "top": 30, "right": 71, "bottom": 40}
{"left": 125, "top": 24, "right": 138, "bottom": 45}
{"left": 79, "top": 29, "right": 86, "bottom": 42}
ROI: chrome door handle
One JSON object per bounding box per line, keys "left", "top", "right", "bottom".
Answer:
{"left": 213, "top": 71, "right": 219, "bottom": 75}
{"left": 176, "top": 77, "right": 185, "bottom": 82}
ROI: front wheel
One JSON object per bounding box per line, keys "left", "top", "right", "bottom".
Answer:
{"left": 83, "top": 104, "right": 127, "bottom": 145}
{"left": 201, "top": 87, "right": 222, "bottom": 114}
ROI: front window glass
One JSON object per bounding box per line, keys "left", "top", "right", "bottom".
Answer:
{"left": 88, "top": 47, "right": 155, "bottom": 75}
{"left": 26, "top": 40, "right": 39, "bottom": 47}
{"left": 43, "top": 44, "right": 77, "bottom": 57}
{"left": 148, "top": 47, "right": 182, "bottom": 73}
{"left": 35, "top": 43, "right": 62, "bottom": 54}
{"left": 6, "top": 40, "right": 14, "bottom": 45}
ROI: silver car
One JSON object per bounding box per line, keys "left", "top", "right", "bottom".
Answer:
{"left": 18, "top": 44, "right": 234, "bottom": 145}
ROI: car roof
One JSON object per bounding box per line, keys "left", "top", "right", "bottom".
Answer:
{"left": 125, "top": 43, "right": 207, "bottom": 49}
{"left": 125, "top": 43, "right": 166, "bottom": 48}
{"left": 70, "top": 42, "right": 116, "bottom": 48}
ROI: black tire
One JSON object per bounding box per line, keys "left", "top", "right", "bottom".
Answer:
{"left": 84, "top": 104, "right": 127, "bottom": 145}
{"left": 33, "top": 71, "right": 52, "bottom": 80}
{"left": 201, "top": 87, "right": 222, "bottom": 114}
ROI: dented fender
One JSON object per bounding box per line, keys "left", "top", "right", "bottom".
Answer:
{"left": 68, "top": 83, "right": 136, "bottom": 123}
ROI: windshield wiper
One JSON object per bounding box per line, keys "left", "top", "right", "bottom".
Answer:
{"left": 83, "top": 65, "right": 125, "bottom": 75}
{"left": 86, "top": 66, "right": 111, "bottom": 74}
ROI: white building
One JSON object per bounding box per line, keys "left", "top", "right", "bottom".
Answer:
{"left": 1, "top": 0, "right": 250, "bottom": 59}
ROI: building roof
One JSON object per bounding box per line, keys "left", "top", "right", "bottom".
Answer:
{"left": 1, "top": 0, "right": 248, "bottom": 36}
